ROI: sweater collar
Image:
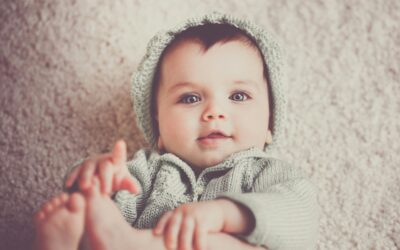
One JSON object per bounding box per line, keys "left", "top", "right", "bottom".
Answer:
{"left": 156, "top": 147, "right": 268, "bottom": 181}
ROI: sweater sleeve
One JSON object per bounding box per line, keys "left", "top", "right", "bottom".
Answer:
{"left": 113, "top": 149, "right": 158, "bottom": 225}
{"left": 218, "top": 159, "right": 319, "bottom": 250}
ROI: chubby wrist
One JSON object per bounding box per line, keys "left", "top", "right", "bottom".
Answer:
{"left": 216, "top": 198, "right": 255, "bottom": 234}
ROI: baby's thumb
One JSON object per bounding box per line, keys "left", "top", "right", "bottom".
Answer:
{"left": 120, "top": 176, "right": 141, "bottom": 194}
{"left": 112, "top": 175, "right": 141, "bottom": 194}
{"left": 112, "top": 140, "right": 127, "bottom": 166}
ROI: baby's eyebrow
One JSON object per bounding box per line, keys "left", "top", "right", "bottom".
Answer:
{"left": 167, "top": 80, "right": 262, "bottom": 94}
{"left": 167, "top": 82, "right": 196, "bottom": 94}
{"left": 232, "top": 80, "right": 261, "bottom": 91}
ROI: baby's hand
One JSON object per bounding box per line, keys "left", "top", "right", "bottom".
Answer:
{"left": 153, "top": 200, "right": 225, "bottom": 250}
{"left": 65, "top": 140, "right": 140, "bottom": 195}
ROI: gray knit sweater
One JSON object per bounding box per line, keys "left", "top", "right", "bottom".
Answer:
{"left": 113, "top": 147, "right": 318, "bottom": 249}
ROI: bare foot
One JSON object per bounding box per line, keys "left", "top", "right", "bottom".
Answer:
{"left": 33, "top": 192, "right": 85, "bottom": 250}
{"left": 84, "top": 180, "right": 164, "bottom": 250}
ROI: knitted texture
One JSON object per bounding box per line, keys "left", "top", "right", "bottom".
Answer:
{"left": 114, "top": 148, "right": 318, "bottom": 249}
{"left": 131, "top": 12, "right": 286, "bottom": 152}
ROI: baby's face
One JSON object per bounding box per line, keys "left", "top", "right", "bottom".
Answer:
{"left": 156, "top": 40, "right": 271, "bottom": 171}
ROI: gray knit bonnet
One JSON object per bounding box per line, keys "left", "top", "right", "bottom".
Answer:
{"left": 131, "top": 12, "right": 286, "bottom": 152}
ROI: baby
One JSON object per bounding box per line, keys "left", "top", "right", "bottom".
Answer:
{"left": 33, "top": 13, "right": 318, "bottom": 250}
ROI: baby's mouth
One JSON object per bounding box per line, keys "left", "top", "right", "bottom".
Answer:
{"left": 197, "top": 131, "right": 232, "bottom": 147}
{"left": 198, "top": 131, "right": 232, "bottom": 140}
{"left": 204, "top": 132, "right": 227, "bottom": 139}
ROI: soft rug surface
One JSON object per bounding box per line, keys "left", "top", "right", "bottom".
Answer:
{"left": 1, "top": 1, "right": 399, "bottom": 249}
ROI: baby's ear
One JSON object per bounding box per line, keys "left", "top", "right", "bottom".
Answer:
{"left": 265, "top": 130, "right": 273, "bottom": 144}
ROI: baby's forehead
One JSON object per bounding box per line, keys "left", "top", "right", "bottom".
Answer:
{"left": 157, "top": 39, "right": 268, "bottom": 93}
{"left": 158, "top": 39, "right": 266, "bottom": 82}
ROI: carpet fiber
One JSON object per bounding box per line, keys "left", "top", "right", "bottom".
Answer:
{"left": 1, "top": 1, "right": 399, "bottom": 249}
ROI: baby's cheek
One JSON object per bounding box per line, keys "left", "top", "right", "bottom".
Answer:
{"left": 237, "top": 115, "right": 268, "bottom": 147}
{"left": 161, "top": 117, "right": 193, "bottom": 142}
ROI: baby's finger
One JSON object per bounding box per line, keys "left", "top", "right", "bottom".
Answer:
{"left": 115, "top": 175, "right": 141, "bottom": 194}
{"left": 79, "top": 160, "right": 97, "bottom": 190}
{"left": 194, "top": 224, "right": 207, "bottom": 250}
{"left": 179, "top": 217, "right": 195, "bottom": 250}
{"left": 98, "top": 160, "right": 114, "bottom": 194}
{"left": 112, "top": 140, "right": 127, "bottom": 167}
{"left": 165, "top": 212, "right": 183, "bottom": 250}
{"left": 65, "top": 166, "right": 81, "bottom": 188}
{"left": 153, "top": 211, "right": 173, "bottom": 235}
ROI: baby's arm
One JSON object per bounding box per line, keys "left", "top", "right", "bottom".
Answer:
{"left": 207, "top": 232, "right": 266, "bottom": 250}
{"left": 142, "top": 228, "right": 266, "bottom": 250}
{"left": 154, "top": 160, "right": 318, "bottom": 250}
{"left": 153, "top": 199, "right": 258, "bottom": 250}
{"left": 219, "top": 161, "right": 319, "bottom": 249}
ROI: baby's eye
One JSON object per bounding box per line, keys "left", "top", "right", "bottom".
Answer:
{"left": 230, "top": 92, "right": 250, "bottom": 102}
{"left": 179, "top": 94, "right": 201, "bottom": 104}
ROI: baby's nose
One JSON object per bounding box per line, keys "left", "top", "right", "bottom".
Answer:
{"left": 204, "top": 113, "right": 225, "bottom": 120}
{"left": 201, "top": 103, "right": 227, "bottom": 121}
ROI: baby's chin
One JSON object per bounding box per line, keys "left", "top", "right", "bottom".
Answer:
{"left": 184, "top": 150, "right": 238, "bottom": 170}
{"left": 169, "top": 144, "right": 259, "bottom": 172}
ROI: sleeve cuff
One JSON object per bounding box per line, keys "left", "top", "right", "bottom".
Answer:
{"left": 217, "top": 180, "right": 318, "bottom": 249}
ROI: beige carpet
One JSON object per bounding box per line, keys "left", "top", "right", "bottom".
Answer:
{"left": 1, "top": 1, "right": 399, "bottom": 249}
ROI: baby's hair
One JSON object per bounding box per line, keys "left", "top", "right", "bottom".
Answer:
{"left": 151, "top": 23, "right": 273, "bottom": 139}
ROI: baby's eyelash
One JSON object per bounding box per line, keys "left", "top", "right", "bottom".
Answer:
{"left": 178, "top": 93, "right": 202, "bottom": 104}
{"left": 176, "top": 90, "right": 252, "bottom": 104}
{"left": 229, "top": 91, "right": 252, "bottom": 101}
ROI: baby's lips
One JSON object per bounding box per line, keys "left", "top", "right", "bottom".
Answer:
{"left": 198, "top": 129, "right": 232, "bottom": 140}
{"left": 205, "top": 133, "right": 230, "bottom": 139}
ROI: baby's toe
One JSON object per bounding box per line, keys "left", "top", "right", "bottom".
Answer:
{"left": 42, "top": 201, "right": 54, "bottom": 214}
{"left": 49, "top": 193, "right": 69, "bottom": 209}
{"left": 59, "top": 193, "right": 69, "bottom": 203}
{"left": 49, "top": 196, "right": 62, "bottom": 208}
{"left": 68, "top": 193, "right": 85, "bottom": 212}
{"left": 36, "top": 193, "right": 70, "bottom": 221}
{"left": 33, "top": 210, "right": 46, "bottom": 223}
